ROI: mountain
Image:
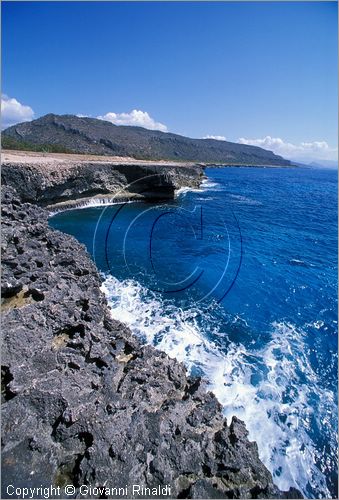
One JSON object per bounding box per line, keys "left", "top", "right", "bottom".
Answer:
{"left": 309, "top": 160, "right": 338, "bottom": 169}
{"left": 289, "top": 160, "right": 338, "bottom": 169}
{"left": 2, "top": 114, "right": 291, "bottom": 166}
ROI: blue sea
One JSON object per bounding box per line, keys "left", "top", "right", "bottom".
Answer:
{"left": 50, "top": 166, "right": 338, "bottom": 498}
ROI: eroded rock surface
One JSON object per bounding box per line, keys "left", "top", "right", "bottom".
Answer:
{"left": 1, "top": 152, "right": 204, "bottom": 210}
{"left": 1, "top": 186, "right": 302, "bottom": 499}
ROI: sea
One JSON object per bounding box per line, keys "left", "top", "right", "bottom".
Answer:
{"left": 49, "top": 166, "right": 338, "bottom": 498}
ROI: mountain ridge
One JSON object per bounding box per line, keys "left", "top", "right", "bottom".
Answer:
{"left": 2, "top": 113, "right": 291, "bottom": 166}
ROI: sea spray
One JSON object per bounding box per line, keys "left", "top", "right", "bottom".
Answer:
{"left": 51, "top": 166, "right": 338, "bottom": 498}
{"left": 101, "top": 274, "right": 336, "bottom": 498}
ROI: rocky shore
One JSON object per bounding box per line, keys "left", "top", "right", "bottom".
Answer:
{"left": 1, "top": 151, "right": 204, "bottom": 211}
{"left": 1, "top": 155, "right": 302, "bottom": 499}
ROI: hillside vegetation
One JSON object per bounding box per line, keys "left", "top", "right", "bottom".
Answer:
{"left": 2, "top": 114, "right": 291, "bottom": 166}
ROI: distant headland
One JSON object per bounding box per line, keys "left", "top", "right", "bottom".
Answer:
{"left": 2, "top": 113, "right": 291, "bottom": 167}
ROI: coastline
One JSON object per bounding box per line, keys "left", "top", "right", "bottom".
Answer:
{"left": 1, "top": 155, "right": 302, "bottom": 499}
{"left": 1, "top": 150, "right": 205, "bottom": 210}
{"left": 1, "top": 150, "right": 296, "bottom": 213}
{"left": 2, "top": 149, "right": 294, "bottom": 169}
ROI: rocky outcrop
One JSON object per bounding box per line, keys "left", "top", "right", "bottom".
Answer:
{"left": 1, "top": 153, "right": 204, "bottom": 210}
{"left": 1, "top": 184, "right": 303, "bottom": 498}
{"left": 1, "top": 155, "right": 301, "bottom": 499}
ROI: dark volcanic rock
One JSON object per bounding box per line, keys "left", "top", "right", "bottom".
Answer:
{"left": 1, "top": 158, "right": 204, "bottom": 209}
{"left": 1, "top": 186, "right": 302, "bottom": 499}
{"left": 2, "top": 113, "right": 291, "bottom": 166}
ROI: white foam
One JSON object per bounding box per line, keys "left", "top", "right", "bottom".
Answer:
{"left": 201, "top": 179, "right": 222, "bottom": 190}
{"left": 101, "top": 275, "right": 336, "bottom": 498}
{"left": 229, "top": 194, "right": 262, "bottom": 205}
{"left": 175, "top": 186, "right": 203, "bottom": 197}
{"left": 209, "top": 322, "right": 335, "bottom": 498}
{"left": 49, "top": 197, "right": 142, "bottom": 216}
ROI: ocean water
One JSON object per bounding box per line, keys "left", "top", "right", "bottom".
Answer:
{"left": 50, "top": 166, "right": 338, "bottom": 498}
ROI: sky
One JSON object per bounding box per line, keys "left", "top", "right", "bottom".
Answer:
{"left": 2, "top": 1, "right": 338, "bottom": 163}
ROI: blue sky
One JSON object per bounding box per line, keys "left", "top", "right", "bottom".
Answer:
{"left": 2, "top": 1, "right": 338, "bottom": 162}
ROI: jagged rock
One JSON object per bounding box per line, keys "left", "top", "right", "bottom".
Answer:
{"left": 1, "top": 154, "right": 204, "bottom": 209}
{"left": 1, "top": 186, "right": 302, "bottom": 498}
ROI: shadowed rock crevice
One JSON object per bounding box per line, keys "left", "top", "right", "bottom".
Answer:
{"left": 1, "top": 152, "right": 205, "bottom": 210}
{"left": 1, "top": 366, "right": 16, "bottom": 402}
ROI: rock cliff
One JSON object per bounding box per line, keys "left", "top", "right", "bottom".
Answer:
{"left": 1, "top": 151, "right": 204, "bottom": 210}
{"left": 1, "top": 159, "right": 302, "bottom": 498}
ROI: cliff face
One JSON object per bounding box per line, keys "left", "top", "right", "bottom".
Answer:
{"left": 2, "top": 113, "right": 291, "bottom": 166}
{"left": 1, "top": 152, "right": 204, "bottom": 210}
{"left": 1, "top": 186, "right": 302, "bottom": 499}
{"left": 1, "top": 155, "right": 303, "bottom": 499}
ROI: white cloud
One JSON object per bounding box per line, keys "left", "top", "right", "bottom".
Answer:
{"left": 1, "top": 94, "right": 34, "bottom": 129}
{"left": 238, "top": 135, "right": 338, "bottom": 162}
{"left": 203, "top": 135, "right": 227, "bottom": 141}
{"left": 97, "top": 109, "right": 168, "bottom": 132}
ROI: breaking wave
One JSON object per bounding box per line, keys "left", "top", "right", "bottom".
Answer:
{"left": 101, "top": 274, "right": 336, "bottom": 498}
{"left": 49, "top": 197, "right": 142, "bottom": 216}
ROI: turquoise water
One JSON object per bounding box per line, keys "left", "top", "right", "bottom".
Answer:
{"left": 50, "top": 166, "right": 338, "bottom": 498}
